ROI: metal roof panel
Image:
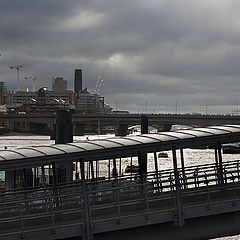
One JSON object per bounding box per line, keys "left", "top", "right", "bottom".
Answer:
{"left": 30, "top": 146, "right": 66, "bottom": 156}
{"left": 15, "top": 148, "right": 46, "bottom": 158}
{"left": 68, "top": 142, "right": 104, "bottom": 151}
{"left": 108, "top": 138, "right": 143, "bottom": 146}
{"left": 89, "top": 140, "right": 124, "bottom": 148}
{"left": 0, "top": 150, "right": 25, "bottom": 160}
{"left": 124, "top": 136, "right": 160, "bottom": 144}
{"left": 177, "top": 130, "right": 213, "bottom": 137}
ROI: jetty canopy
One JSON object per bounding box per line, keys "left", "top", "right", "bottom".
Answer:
{"left": 1, "top": 125, "right": 240, "bottom": 170}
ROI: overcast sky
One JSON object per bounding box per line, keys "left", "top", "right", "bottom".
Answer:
{"left": 1, "top": 0, "right": 240, "bottom": 114}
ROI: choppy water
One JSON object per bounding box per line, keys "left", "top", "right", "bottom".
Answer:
{"left": 0, "top": 133, "right": 240, "bottom": 240}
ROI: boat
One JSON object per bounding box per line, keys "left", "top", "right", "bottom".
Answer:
{"left": 125, "top": 165, "right": 139, "bottom": 173}
{"left": 223, "top": 144, "right": 240, "bottom": 154}
{"left": 158, "top": 152, "right": 168, "bottom": 158}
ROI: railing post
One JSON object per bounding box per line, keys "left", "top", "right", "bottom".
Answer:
{"left": 172, "top": 147, "right": 184, "bottom": 227}
{"left": 80, "top": 161, "right": 93, "bottom": 240}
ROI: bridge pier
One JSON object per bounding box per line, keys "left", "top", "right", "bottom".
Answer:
{"left": 138, "top": 115, "right": 148, "bottom": 177}
{"left": 115, "top": 123, "right": 128, "bottom": 136}
{"left": 163, "top": 122, "right": 172, "bottom": 132}
{"left": 55, "top": 111, "right": 73, "bottom": 183}
{"left": 50, "top": 124, "right": 56, "bottom": 140}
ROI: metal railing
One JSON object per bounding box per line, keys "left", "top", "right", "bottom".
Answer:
{"left": 1, "top": 159, "right": 240, "bottom": 238}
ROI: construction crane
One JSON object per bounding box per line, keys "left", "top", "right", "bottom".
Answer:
{"left": 94, "top": 76, "right": 103, "bottom": 95}
{"left": 10, "top": 65, "right": 24, "bottom": 91}
{"left": 25, "top": 76, "right": 38, "bottom": 92}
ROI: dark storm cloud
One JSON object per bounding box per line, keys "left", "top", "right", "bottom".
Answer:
{"left": 1, "top": 0, "right": 240, "bottom": 114}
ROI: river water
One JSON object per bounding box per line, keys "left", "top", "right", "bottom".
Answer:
{"left": 0, "top": 133, "right": 240, "bottom": 240}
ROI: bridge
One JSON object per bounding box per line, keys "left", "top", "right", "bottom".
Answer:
{"left": 2, "top": 112, "right": 240, "bottom": 135}
{"left": 1, "top": 125, "right": 240, "bottom": 239}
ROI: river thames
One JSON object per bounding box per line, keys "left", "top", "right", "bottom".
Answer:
{"left": 0, "top": 133, "right": 240, "bottom": 240}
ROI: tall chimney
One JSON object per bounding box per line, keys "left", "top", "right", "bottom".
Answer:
{"left": 74, "top": 69, "right": 82, "bottom": 94}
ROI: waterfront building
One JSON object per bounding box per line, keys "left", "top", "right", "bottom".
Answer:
{"left": 5, "top": 89, "right": 75, "bottom": 106}
{"left": 16, "top": 87, "right": 71, "bottom": 114}
{"left": 52, "top": 77, "right": 67, "bottom": 92}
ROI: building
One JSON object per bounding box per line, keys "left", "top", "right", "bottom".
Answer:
{"left": 6, "top": 89, "right": 75, "bottom": 106}
{"left": 74, "top": 69, "right": 82, "bottom": 95}
{"left": 16, "top": 88, "right": 70, "bottom": 114}
{"left": 52, "top": 77, "right": 67, "bottom": 92}
{"left": 0, "top": 82, "right": 7, "bottom": 104}
{"left": 75, "top": 88, "right": 105, "bottom": 114}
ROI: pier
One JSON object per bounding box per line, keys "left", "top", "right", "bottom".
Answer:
{"left": 1, "top": 125, "right": 240, "bottom": 239}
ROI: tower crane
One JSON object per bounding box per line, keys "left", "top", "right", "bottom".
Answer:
{"left": 94, "top": 76, "right": 103, "bottom": 95}
{"left": 10, "top": 65, "right": 24, "bottom": 91}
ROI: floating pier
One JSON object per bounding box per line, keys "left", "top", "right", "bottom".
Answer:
{"left": 1, "top": 125, "right": 240, "bottom": 239}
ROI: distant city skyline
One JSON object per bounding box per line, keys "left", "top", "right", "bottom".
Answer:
{"left": 1, "top": 1, "right": 240, "bottom": 114}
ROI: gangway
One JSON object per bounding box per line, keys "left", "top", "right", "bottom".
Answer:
{"left": 1, "top": 125, "right": 240, "bottom": 239}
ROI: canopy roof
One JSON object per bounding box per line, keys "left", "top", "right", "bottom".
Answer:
{"left": 1, "top": 125, "right": 240, "bottom": 170}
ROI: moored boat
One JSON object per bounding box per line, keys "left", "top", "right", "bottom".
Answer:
{"left": 158, "top": 152, "right": 168, "bottom": 158}
{"left": 125, "top": 165, "right": 139, "bottom": 173}
{"left": 223, "top": 144, "right": 240, "bottom": 154}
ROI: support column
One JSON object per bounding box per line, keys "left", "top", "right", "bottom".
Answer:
{"left": 154, "top": 152, "right": 158, "bottom": 175}
{"left": 21, "top": 168, "right": 33, "bottom": 188}
{"left": 112, "top": 158, "right": 118, "bottom": 179}
{"left": 5, "top": 170, "right": 14, "bottom": 190}
{"left": 154, "top": 152, "right": 160, "bottom": 191}
{"left": 90, "top": 161, "right": 94, "bottom": 179}
{"left": 217, "top": 141, "right": 224, "bottom": 184}
{"left": 56, "top": 111, "right": 73, "bottom": 144}
{"left": 80, "top": 161, "right": 93, "bottom": 240}
{"left": 50, "top": 124, "right": 56, "bottom": 140}
{"left": 115, "top": 123, "right": 128, "bottom": 136}
{"left": 52, "top": 162, "right": 58, "bottom": 192}
{"left": 138, "top": 115, "right": 148, "bottom": 176}
{"left": 55, "top": 110, "right": 73, "bottom": 183}
{"left": 163, "top": 122, "right": 172, "bottom": 132}
{"left": 141, "top": 115, "right": 148, "bottom": 134}
{"left": 214, "top": 145, "right": 219, "bottom": 166}
{"left": 214, "top": 145, "right": 219, "bottom": 184}
{"left": 138, "top": 151, "right": 147, "bottom": 178}
{"left": 172, "top": 147, "right": 184, "bottom": 227}
{"left": 180, "top": 148, "right": 186, "bottom": 189}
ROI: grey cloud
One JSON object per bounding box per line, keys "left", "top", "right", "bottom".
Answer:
{"left": 1, "top": 0, "right": 240, "bottom": 114}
